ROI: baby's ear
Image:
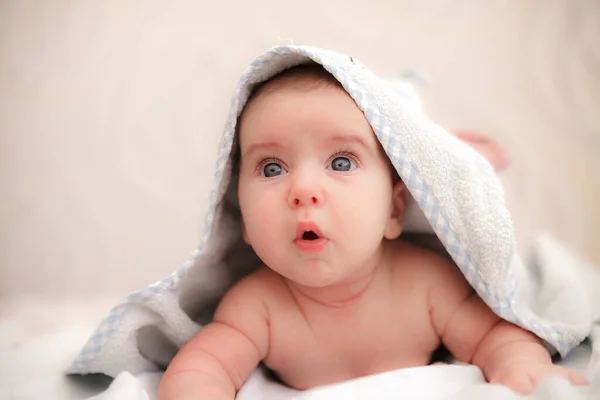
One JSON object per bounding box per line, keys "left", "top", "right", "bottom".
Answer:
{"left": 384, "top": 180, "right": 407, "bottom": 240}
{"left": 451, "top": 130, "right": 510, "bottom": 172}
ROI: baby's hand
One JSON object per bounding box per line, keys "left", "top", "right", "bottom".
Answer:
{"left": 489, "top": 360, "right": 589, "bottom": 395}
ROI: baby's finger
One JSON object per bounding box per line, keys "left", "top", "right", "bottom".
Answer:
{"left": 504, "top": 373, "right": 535, "bottom": 395}
{"left": 567, "top": 371, "right": 589, "bottom": 386}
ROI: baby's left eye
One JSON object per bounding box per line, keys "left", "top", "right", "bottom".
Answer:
{"left": 328, "top": 156, "right": 356, "bottom": 172}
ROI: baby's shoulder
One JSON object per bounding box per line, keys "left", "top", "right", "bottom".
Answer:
{"left": 214, "top": 266, "right": 286, "bottom": 322}
{"left": 224, "top": 265, "right": 287, "bottom": 303}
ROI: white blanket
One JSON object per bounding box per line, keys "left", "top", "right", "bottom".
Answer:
{"left": 86, "top": 365, "right": 489, "bottom": 400}
{"left": 90, "top": 347, "right": 600, "bottom": 400}
{"left": 67, "top": 45, "right": 599, "bottom": 398}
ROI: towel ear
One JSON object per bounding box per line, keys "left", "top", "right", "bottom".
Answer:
{"left": 384, "top": 180, "right": 407, "bottom": 240}
{"left": 451, "top": 130, "right": 510, "bottom": 172}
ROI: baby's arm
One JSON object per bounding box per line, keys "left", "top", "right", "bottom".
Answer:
{"left": 158, "top": 275, "right": 269, "bottom": 400}
{"left": 427, "top": 255, "right": 588, "bottom": 394}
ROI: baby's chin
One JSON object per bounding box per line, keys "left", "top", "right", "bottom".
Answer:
{"left": 290, "top": 276, "right": 341, "bottom": 289}
{"left": 276, "top": 263, "right": 361, "bottom": 289}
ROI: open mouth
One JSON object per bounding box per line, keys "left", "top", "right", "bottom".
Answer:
{"left": 296, "top": 222, "right": 324, "bottom": 241}
{"left": 294, "top": 222, "right": 328, "bottom": 252}
{"left": 302, "top": 231, "right": 320, "bottom": 241}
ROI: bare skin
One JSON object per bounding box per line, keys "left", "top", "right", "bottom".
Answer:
{"left": 158, "top": 68, "right": 588, "bottom": 400}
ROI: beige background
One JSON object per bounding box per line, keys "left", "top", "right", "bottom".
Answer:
{"left": 1, "top": 0, "right": 599, "bottom": 304}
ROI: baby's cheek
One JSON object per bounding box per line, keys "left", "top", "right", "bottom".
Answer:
{"left": 239, "top": 204, "right": 266, "bottom": 242}
{"left": 338, "top": 200, "right": 387, "bottom": 244}
{"left": 348, "top": 186, "right": 391, "bottom": 224}
{"left": 247, "top": 207, "right": 274, "bottom": 238}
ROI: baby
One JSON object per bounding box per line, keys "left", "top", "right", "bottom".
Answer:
{"left": 158, "top": 64, "right": 587, "bottom": 399}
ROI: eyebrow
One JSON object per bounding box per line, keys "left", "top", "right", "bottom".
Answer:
{"left": 329, "top": 134, "right": 371, "bottom": 151}
{"left": 241, "top": 141, "right": 281, "bottom": 159}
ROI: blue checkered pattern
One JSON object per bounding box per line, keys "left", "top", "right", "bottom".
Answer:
{"left": 70, "top": 45, "right": 574, "bottom": 374}
{"left": 68, "top": 242, "right": 205, "bottom": 373}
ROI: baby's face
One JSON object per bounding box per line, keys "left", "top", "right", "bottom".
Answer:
{"left": 237, "top": 82, "right": 404, "bottom": 288}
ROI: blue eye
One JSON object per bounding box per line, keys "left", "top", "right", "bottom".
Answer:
{"left": 262, "top": 162, "right": 286, "bottom": 178}
{"left": 329, "top": 156, "right": 356, "bottom": 172}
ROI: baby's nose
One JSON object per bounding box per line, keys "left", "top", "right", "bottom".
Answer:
{"left": 290, "top": 193, "right": 320, "bottom": 207}
{"left": 288, "top": 174, "right": 323, "bottom": 208}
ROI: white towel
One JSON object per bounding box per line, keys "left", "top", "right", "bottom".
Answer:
{"left": 68, "top": 45, "right": 593, "bottom": 383}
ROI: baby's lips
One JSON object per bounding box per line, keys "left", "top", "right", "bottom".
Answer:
{"left": 295, "top": 221, "right": 324, "bottom": 239}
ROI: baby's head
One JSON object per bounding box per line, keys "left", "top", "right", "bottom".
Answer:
{"left": 233, "top": 63, "right": 406, "bottom": 288}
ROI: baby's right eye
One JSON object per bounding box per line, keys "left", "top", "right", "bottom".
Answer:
{"left": 261, "top": 161, "right": 287, "bottom": 178}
